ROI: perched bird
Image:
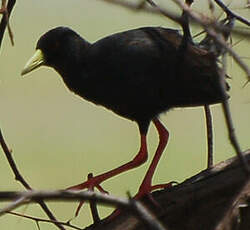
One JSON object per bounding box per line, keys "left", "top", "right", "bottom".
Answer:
{"left": 21, "top": 26, "right": 228, "bottom": 198}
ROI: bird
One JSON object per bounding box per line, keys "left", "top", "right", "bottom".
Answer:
{"left": 21, "top": 26, "right": 228, "bottom": 199}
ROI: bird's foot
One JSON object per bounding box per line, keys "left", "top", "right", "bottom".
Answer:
{"left": 134, "top": 181, "right": 174, "bottom": 208}
{"left": 66, "top": 174, "right": 108, "bottom": 217}
{"left": 105, "top": 181, "right": 175, "bottom": 222}
{"left": 66, "top": 180, "right": 108, "bottom": 193}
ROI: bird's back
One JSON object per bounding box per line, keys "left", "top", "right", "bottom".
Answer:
{"left": 79, "top": 27, "right": 226, "bottom": 125}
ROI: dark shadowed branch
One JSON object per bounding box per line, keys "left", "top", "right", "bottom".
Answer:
{"left": 204, "top": 105, "right": 213, "bottom": 168}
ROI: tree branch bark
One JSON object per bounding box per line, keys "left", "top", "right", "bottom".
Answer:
{"left": 87, "top": 150, "right": 250, "bottom": 230}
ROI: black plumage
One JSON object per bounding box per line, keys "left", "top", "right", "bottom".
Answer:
{"left": 21, "top": 26, "right": 227, "bottom": 197}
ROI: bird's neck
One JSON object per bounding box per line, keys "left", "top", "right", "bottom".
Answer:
{"left": 55, "top": 64, "right": 88, "bottom": 96}
{"left": 54, "top": 38, "right": 91, "bottom": 95}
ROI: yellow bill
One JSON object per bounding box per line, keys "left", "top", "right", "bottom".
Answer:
{"left": 21, "top": 49, "right": 45, "bottom": 76}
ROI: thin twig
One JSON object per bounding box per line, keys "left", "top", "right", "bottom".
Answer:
{"left": 0, "top": 0, "right": 15, "bottom": 49}
{"left": 219, "top": 48, "right": 250, "bottom": 174}
{"left": 7, "top": 211, "right": 82, "bottom": 230}
{"left": 0, "top": 1, "right": 14, "bottom": 46}
{"left": 221, "top": 98, "right": 250, "bottom": 174}
{"left": 146, "top": 0, "right": 181, "bottom": 23}
{"left": 0, "top": 190, "right": 166, "bottom": 230}
{"left": 0, "top": 130, "right": 31, "bottom": 189}
{"left": 208, "top": 27, "right": 250, "bottom": 77}
{"left": 214, "top": 0, "right": 250, "bottom": 26}
{"left": 100, "top": 0, "right": 158, "bottom": 14}
{"left": 0, "top": 190, "right": 131, "bottom": 206}
{"left": 204, "top": 105, "right": 214, "bottom": 168}
{"left": 0, "top": 129, "right": 66, "bottom": 230}
{"left": 100, "top": 1, "right": 250, "bottom": 38}
{"left": 170, "top": 0, "right": 250, "bottom": 78}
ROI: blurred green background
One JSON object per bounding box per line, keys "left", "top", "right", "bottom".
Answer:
{"left": 0, "top": 0, "right": 249, "bottom": 229}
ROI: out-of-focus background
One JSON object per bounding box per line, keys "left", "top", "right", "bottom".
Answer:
{"left": 0, "top": 0, "right": 249, "bottom": 229}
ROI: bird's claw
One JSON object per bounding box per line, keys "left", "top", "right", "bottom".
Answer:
{"left": 66, "top": 176, "right": 108, "bottom": 216}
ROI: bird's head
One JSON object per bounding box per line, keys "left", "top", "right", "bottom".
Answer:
{"left": 21, "top": 27, "right": 85, "bottom": 76}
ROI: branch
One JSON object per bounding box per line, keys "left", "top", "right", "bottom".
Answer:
{"left": 1, "top": 151, "right": 250, "bottom": 230}
{"left": 213, "top": 0, "right": 250, "bottom": 26}
{"left": 90, "top": 151, "right": 250, "bottom": 230}
{"left": 0, "top": 129, "right": 66, "bottom": 230}
{"left": 170, "top": 0, "right": 250, "bottom": 78}
{"left": 7, "top": 211, "right": 83, "bottom": 230}
{"left": 101, "top": 1, "right": 250, "bottom": 79}
{"left": 213, "top": 35, "right": 250, "bottom": 228}
{"left": 0, "top": 130, "right": 31, "bottom": 189}
{"left": 0, "top": 190, "right": 167, "bottom": 230}
{"left": 204, "top": 105, "right": 213, "bottom": 168}
{"left": 100, "top": 0, "right": 156, "bottom": 13}
{"left": 0, "top": 0, "right": 15, "bottom": 49}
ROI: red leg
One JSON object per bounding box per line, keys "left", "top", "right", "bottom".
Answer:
{"left": 135, "top": 118, "right": 170, "bottom": 198}
{"left": 107, "top": 118, "right": 170, "bottom": 221}
{"left": 67, "top": 133, "right": 148, "bottom": 191}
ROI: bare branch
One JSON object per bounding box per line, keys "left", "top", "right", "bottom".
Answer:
{"left": 0, "top": 0, "right": 15, "bottom": 49}
{"left": 204, "top": 105, "right": 214, "bottom": 168}
{"left": 7, "top": 211, "right": 82, "bottom": 230}
{"left": 1, "top": 151, "right": 250, "bottom": 230}
{"left": 214, "top": 0, "right": 250, "bottom": 26}
{"left": 0, "top": 190, "right": 167, "bottom": 230}
{"left": 0, "top": 129, "right": 66, "bottom": 230}
{"left": 99, "top": 0, "right": 157, "bottom": 14}
{"left": 0, "top": 196, "right": 27, "bottom": 216}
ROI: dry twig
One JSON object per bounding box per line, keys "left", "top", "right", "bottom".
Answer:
{"left": 0, "top": 0, "right": 15, "bottom": 47}
{"left": 204, "top": 105, "right": 214, "bottom": 168}
{"left": 7, "top": 211, "right": 82, "bottom": 230}
{"left": 0, "top": 129, "right": 66, "bottom": 230}
{"left": 0, "top": 190, "right": 167, "bottom": 230}
{"left": 214, "top": 0, "right": 250, "bottom": 26}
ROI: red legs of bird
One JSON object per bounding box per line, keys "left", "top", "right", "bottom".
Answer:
{"left": 107, "top": 118, "right": 171, "bottom": 220}
{"left": 134, "top": 118, "right": 171, "bottom": 201}
{"left": 67, "top": 134, "right": 148, "bottom": 191}
{"left": 68, "top": 118, "right": 170, "bottom": 216}
{"left": 67, "top": 131, "right": 148, "bottom": 216}
{"left": 67, "top": 131, "right": 149, "bottom": 216}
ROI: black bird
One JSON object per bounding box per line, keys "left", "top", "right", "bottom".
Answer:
{"left": 21, "top": 26, "right": 227, "bottom": 198}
